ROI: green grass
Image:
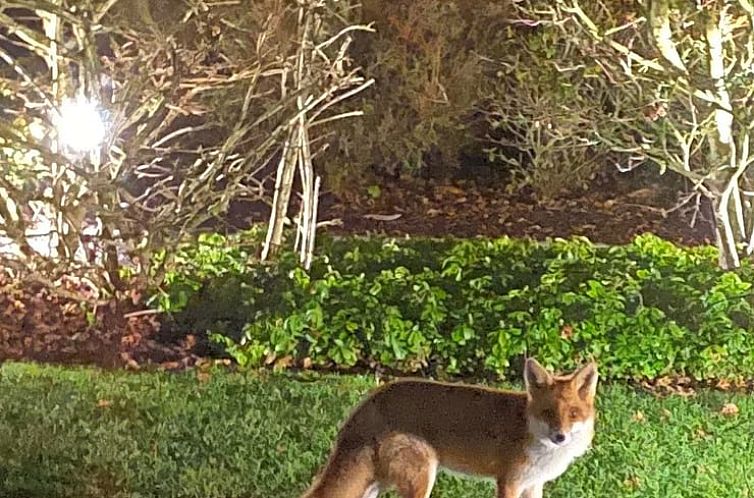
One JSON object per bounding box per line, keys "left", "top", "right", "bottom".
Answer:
{"left": 0, "top": 362, "right": 752, "bottom": 498}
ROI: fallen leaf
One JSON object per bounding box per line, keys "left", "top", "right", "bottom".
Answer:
{"left": 264, "top": 352, "right": 277, "bottom": 365}
{"left": 676, "top": 376, "right": 692, "bottom": 385}
{"left": 183, "top": 334, "right": 197, "bottom": 349}
{"left": 632, "top": 411, "right": 645, "bottom": 422}
{"left": 654, "top": 376, "right": 673, "bottom": 388}
{"left": 120, "top": 352, "right": 141, "bottom": 370}
{"left": 559, "top": 325, "right": 574, "bottom": 340}
{"left": 362, "top": 213, "right": 402, "bottom": 221}
{"left": 720, "top": 403, "right": 739, "bottom": 417}
{"left": 436, "top": 185, "right": 465, "bottom": 196}
{"left": 274, "top": 355, "right": 293, "bottom": 370}
{"left": 623, "top": 475, "right": 641, "bottom": 489}
{"left": 97, "top": 399, "right": 112, "bottom": 408}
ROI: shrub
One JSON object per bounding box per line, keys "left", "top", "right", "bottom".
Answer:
{"left": 152, "top": 233, "right": 754, "bottom": 382}
{"left": 324, "top": 0, "right": 513, "bottom": 190}
{"left": 479, "top": 1, "right": 623, "bottom": 199}
{"left": 321, "top": 0, "right": 620, "bottom": 199}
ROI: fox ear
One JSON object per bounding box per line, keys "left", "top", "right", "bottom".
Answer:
{"left": 524, "top": 358, "right": 552, "bottom": 391}
{"left": 573, "top": 362, "right": 598, "bottom": 399}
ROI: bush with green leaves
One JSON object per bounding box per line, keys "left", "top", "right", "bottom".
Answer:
{"left": 153, "top": 233, "right": 754, "bottom": 382}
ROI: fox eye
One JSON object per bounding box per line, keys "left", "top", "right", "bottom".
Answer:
{"left": 569, "top": 408, "right": 581, "bottom": 419}
{"left": 542, "top": 409, "right": 555, "bottom": 419}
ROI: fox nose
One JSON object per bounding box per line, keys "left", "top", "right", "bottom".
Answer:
{"left": 551, "top": 433, "right": 567, "bottom": 445}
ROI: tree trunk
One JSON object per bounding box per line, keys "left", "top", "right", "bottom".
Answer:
{"left": 711, "top": 191, "right": 741, "bottom": 270}
{"left": 261, "top": 137, "right": 297, "bottom": 261}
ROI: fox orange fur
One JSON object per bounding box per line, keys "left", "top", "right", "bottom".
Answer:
{"left": 300, "top": 359, "right": 598, "bottom": 498}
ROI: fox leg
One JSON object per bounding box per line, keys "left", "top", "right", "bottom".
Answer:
{"left": 301, "top": 446, "right": 378, "bottom": 498}
{"left": 376, "top": 433, "right": 438, "bottom": 498}
{"left": 520, "top": 484, "right": 543, "bottom": 498}
{"left": 362, "top": 482, "right": 380, "bottom": 498}
{"left": 496, "top": 479, "right": 522, "bottom": 498}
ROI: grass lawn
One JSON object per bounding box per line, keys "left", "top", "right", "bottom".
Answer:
{"left": 0, "top": 362, "right": 752, "bottom": 498}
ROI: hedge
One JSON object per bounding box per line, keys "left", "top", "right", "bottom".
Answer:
{"left": 152, "top": 232, "right": 754, "bottom": 381}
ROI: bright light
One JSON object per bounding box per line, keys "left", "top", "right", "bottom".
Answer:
{"left": 55, "top": 96, "right": 107, "bottom": 153}
{"left": 27, "top": 120, "right": 46, "bottom": 141}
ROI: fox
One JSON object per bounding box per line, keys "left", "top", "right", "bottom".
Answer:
{"left": 299, "top": 358, "right": 598, "bottom": 498}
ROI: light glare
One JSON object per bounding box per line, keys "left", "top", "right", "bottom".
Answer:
{"left": 56, "top": 96, "right": 107, "bottom": 153}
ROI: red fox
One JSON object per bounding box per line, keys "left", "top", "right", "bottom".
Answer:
{"left": 300, "top": 359, "right": 598, "bottom": 498}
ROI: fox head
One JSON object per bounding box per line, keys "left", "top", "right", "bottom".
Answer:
{"left": 523, "top": 358, "right": 598, "bottom": 447}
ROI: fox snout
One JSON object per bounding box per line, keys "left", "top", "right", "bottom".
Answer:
{"left": 550, "top": 431, "right": 567, "bottom": 445}
{"left": 544, "top": 420, "right": 590, "bottom": 446}
{"left": 528, "top": 417, "right": 581, "bottom": 446}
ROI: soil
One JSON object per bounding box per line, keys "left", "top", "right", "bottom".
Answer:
{"left": 321, "top": 180, "right": 714, "bottom": 246}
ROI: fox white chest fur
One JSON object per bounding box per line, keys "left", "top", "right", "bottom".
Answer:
{"left": 517, "top": 419, "right": 594, "bottom": 489}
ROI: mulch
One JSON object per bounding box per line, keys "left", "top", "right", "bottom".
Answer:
{"left": 321, "top": 181, "right": 714, "bottom": 246}
{"left": 0, "top": 273, "right": 200, "bottom": 370}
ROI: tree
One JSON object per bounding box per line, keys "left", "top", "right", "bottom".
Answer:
{"left": 0, "top": 0, "right": 372, "bottom": 296}
{"left": 515, "top": 0, "right": 754, "bottom": 268}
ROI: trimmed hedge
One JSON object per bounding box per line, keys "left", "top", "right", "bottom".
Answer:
{"left": 153, "top": 232, "right": 754, "bottom": 381}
